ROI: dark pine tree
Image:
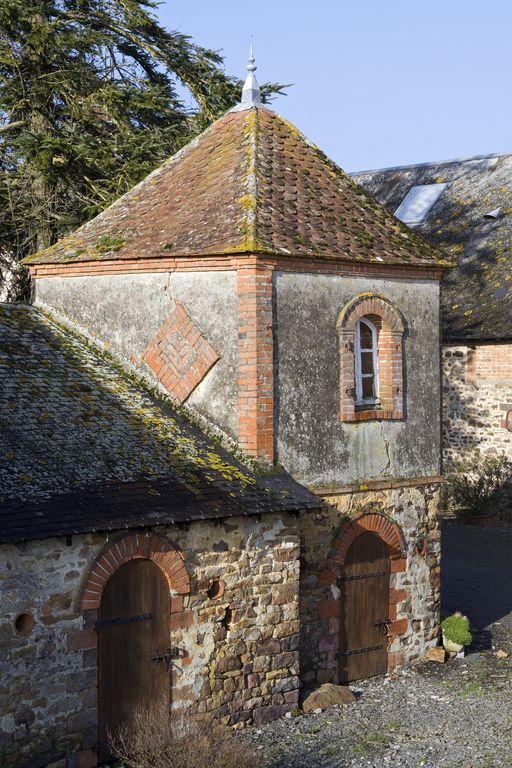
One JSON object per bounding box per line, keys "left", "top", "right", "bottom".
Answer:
{"left": 0, "top": 0, "right": 285, "bottom": 257}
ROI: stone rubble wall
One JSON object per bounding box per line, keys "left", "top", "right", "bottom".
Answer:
{"left": 0, "top": 512, "right": 300, "bottom": 768}
{"left": 299, "top": 484, "right": 441, "bottom": 690}
{"left": 442, "top": 343, "right": 512, "bottom": 465}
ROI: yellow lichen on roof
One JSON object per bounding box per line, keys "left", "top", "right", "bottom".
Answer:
{"left": 25, "top": 106, "right": 448, "bottom": 268}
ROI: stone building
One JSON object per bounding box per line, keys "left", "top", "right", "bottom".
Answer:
{"left": 2, "top": 56, "right": 448, "bottom": 767}
{"left": 353, "top": 154, "right": 512, "bottom": 470}
{"left": 0, "top": 303, "right": 317, "bottom": 767}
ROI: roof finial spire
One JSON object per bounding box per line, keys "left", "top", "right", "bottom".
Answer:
{"left": 229, "top": 40, "right": 266, "bottom": 112}
{"left": 241, "top": 40, "right": 262, "bottom": 106}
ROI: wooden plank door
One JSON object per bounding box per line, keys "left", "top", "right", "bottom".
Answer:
{"left": 98, "top": 559, "right": 170, "bottom": 762}
{"left": 339, "top": 531, "right": 390, "bottom": 682}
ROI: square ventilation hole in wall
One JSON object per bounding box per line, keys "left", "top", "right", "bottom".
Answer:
{"left": 394, "top": 183, "right": 448, "bottom": 225}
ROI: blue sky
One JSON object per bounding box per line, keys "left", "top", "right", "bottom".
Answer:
{"left": 158, "top": 0, "right": 511, "bottom": 172}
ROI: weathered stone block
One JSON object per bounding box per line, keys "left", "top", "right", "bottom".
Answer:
{"left": 303, "top": 683, "right": 356, "bottom": 712}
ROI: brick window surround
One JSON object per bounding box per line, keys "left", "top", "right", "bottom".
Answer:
{"left": 337, "top": 293, "right": 405, "bottom": 422}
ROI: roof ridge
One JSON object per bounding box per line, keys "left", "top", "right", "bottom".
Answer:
{"left": 240, "top": 109, "right": 259, "bottom": 251}
{"left": 352, "top": 151, "right": 512, "bottom": 177}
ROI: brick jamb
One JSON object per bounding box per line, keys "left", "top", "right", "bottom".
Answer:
{"left": 337, "top": 293, "right": 405, "bottom": 422}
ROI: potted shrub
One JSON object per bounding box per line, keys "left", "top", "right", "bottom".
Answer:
{"left": 443, "top": 450, "right": 510, "bottom": 525}
{"left": 441, "top": 612, "right": 472, "bottom": 653}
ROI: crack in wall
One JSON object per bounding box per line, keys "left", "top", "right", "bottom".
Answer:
{"left": 380, "top": 422, "right": 392, "bottom": 476}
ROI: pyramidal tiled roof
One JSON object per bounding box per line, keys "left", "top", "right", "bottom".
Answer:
{"left": 25, "top": 106, "right": 449, "bottom": 267}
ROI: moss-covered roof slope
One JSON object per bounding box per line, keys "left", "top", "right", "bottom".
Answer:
{"left": 25, "top": 107, "right": 448, "bottom": 268}
{"left": 353, "top": 154, "right": 512, "bottom": 341}
{"left": 0, "top": 304, "right": 318, "bottom": 544}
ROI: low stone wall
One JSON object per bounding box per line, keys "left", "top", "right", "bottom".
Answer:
{"left": 299, "top": 483, "right": 441, "bottom": 690}
{"left": 0, "top": 511, "right": 300, "bottom": 768}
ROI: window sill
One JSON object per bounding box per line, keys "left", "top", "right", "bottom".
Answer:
{"left": 342, "top": 409, "right": 404, "bottom": 423}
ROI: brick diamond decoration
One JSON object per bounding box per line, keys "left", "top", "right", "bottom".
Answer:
{"left": 141, "top": 301, "right": 219, "bottom": 404}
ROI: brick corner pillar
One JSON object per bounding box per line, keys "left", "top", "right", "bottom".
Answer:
{"left": 237, "top": 261, "right": 275, "bottom": 462}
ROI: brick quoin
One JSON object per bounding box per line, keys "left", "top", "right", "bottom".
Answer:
{"left": 237, "top": 261, "right": 275, "bottom": 461}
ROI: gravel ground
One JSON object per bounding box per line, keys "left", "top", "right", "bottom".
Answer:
{"left": 238, "top": 520, "right": 512, "bottom": 768}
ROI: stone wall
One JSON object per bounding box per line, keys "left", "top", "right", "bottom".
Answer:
{"left": 442, "top": 343, "right": 512, "bottom": 465}
{"left": 299, "top": 483, "right": 441, "bottom": 690}
{"left": 0, "top": 512, "right": 300, "bottom": 768}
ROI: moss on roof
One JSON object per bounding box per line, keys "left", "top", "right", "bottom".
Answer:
{"left": 0, "top": 304, "right": 317, "bottom": 542}
{"left": 25, "top": 108, "right": 448, "bottom": 269}
{"left": 354, "top": 154, "right": 512, "bottom": 340}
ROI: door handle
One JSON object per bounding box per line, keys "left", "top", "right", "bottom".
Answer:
{"left": 149, "top": 647, "right": 181, "bottom": 671}
{"left": 373, "top": 618, "right": 392, "bottom": 630}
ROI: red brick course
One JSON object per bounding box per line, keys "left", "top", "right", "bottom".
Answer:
{"left": 28, "top": 253, "right": 444, "bottom": 280}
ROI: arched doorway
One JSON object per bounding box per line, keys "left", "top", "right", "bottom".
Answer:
{"left": 339, "top": 531, "right": 390, "bottom": 682}
{"left": 97, "top": 559, "right": 170, "bottom": 761}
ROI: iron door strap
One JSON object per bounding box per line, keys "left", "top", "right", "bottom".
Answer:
{"left": 339, "top": 643, "right": 385, "bottom": 656}
{"left": 95, "top": 612, "right": 152, "bottom": 630}
{"left": 339, "top": 570, "right": 386, "bottom": 583}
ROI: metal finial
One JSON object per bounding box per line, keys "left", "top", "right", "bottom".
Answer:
{"left": 229, "top": 41, "right": 265, "bottom": 112}
{"left": 241, "top": 42, "right": 262, "bottom": 105}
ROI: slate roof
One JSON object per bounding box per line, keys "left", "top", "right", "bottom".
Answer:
{"left": 0, "top": 304, "right": 318, "bottom": 544}
{"left": 353, "top": 154, "right": 512, "bottom": 341}
{"left": 25, "top": 107, "right": 448, "bottom": 269}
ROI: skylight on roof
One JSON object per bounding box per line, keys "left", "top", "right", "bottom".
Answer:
{"left": 394, "top": 183, "right": 448, "bottom": 225}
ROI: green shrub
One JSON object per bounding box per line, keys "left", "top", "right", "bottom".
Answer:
{"left": 441, "top": 612, "right": 472, "bottom": 647}
{"left": 443, "top": 450, "right": 510, "bottom": 519}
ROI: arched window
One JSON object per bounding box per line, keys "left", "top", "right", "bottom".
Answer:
{"left": 337, "top": 294, "right": 405, "bottom": 422}
{"left": 355, "top": 317, "right": 379, "bottom": 406}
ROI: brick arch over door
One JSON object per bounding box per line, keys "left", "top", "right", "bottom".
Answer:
{"left": 330, "top": 513, "right": 405, "bottom": 569}
{"left": 80, "top": 533, "right": 190, "bottom": 612}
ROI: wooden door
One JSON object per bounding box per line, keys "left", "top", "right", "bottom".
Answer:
{"left": 339, "top": 532, "right": 390, "bottom": 682}
{"left": 97, "top": 559, "right": 170, "bottom": 761}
